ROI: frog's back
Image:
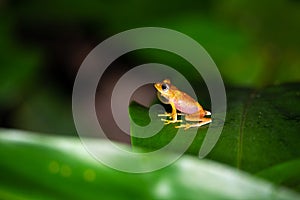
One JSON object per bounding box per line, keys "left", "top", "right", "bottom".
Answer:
{"left": 173, "top": 92, "right": 200, "bottom": 114}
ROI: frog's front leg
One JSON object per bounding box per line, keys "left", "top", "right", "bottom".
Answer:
{"left": 158, "top": 113, "right": 184, "bottom": 117}
{"left": 159, "top": 102, "right": 182, "bottom": 124}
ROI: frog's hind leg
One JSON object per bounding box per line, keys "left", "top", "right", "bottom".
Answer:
{"left": 175, "top": 118, "right": 212, "bottom": 130}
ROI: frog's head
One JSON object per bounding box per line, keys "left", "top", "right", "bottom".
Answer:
{"left": 154, "top": 79, "right": 173, "bottom": 98}
{"left": 154, "top": 79, "right": 173, "bottom": 104}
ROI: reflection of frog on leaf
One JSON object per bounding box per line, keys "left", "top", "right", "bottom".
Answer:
{"left": 154, "top": 79, "right": 211, "bottom": 130}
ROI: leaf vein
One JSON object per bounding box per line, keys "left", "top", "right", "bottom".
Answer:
{"left": 237, "top": 90, "right": 257, "bottom": 169}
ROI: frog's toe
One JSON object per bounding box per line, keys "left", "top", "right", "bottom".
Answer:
{"left": 161, "top": 119, "right": 182, "bottom": 124}
{"left": 161, "top": 118, "right": 170, "bottom": 124}
{"left": 175, "top": 125, "right": 183, "bottom": 128}
{"left": 158, "top": 112, "right": 172, "bottom": 117}
{"left": 205, "top": 111, "right": 211, "bottom": 116}
{"left": 175, "top": 124, "right": 191, "bottom": 130}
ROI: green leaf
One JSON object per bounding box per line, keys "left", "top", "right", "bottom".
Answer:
{"left": 130, "top": 83, "right": 300, "bottom": 192}
{"left": 0, "top": 129, "right": 299, "bottom": 199}
{"left": 256, "top": 159, "right": 300, "bottom": 191}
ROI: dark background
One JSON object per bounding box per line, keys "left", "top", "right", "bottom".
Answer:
{"left": 0, "top": 0, "right": 299, "bottom": 143}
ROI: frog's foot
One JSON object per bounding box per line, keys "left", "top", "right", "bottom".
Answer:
{"left": 158, "top": 112, "right": 184, "bottom": 117}
{"left": 158, "top": 112, "right": 172, "bottom": 117}
{"left": 175, "top": 123, "right": 191, "bottom": 130}
{"left": 205, "top": 110, "right": 211, "bottom": 116}
{"left": 175, "top": 119, "right": 212, "bottom": 130}
{"left": 161, "top": 118, "right": 183, "bottom": 125}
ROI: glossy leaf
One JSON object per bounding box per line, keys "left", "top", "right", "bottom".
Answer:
{"left": 130, "top": 83, "right": 300, "bottom": 192}
{"left": 0, "top": 129, "right": 299, "bottom": 199}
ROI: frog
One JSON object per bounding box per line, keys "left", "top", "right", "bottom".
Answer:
{"left": 154, "top": 79, "right": 211, "bottom": 130}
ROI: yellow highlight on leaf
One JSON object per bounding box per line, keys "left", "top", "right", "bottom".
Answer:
{"left": 48, "top": 161, "right": 59, "bottom": 174}
{"left": 83, "top": 169, "right": 96, "bottom": 182}
{"left": 60, "top": 164, "right": 72, "bottom": 177}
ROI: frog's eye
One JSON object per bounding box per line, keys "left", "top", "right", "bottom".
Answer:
{"left": 161, "top": 83, "right": 169, "bottom": 91}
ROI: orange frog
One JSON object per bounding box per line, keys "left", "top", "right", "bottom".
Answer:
{"left": 154, "top": 79, "right": 211, "bottom": 130}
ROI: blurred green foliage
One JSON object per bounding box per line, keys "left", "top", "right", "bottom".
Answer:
{"left": 130, "top": 83, "right": 300, "bottom": 192}
{"left": 0, "top": 0, "right": 299, "bottom": 134}
{"left": 0, "top": 129, "right": 299, "bottom": 200}
{"left": 0, "top": 1, "right": 299, "bottom": 198}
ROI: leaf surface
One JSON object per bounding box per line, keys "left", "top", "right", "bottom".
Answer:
{"left": 130, "top": 83, "right": 300, "bottom": 191}
{"left": 0, "top": 129, "right": 299, "bottom": 199}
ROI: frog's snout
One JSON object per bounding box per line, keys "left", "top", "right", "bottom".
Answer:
{"left": 154, "top": 83, "right": 160, "bottom": 90}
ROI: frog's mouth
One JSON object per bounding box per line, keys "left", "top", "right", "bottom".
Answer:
{"left": 157, "top": 91, "right": 169, "bottom": 104}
